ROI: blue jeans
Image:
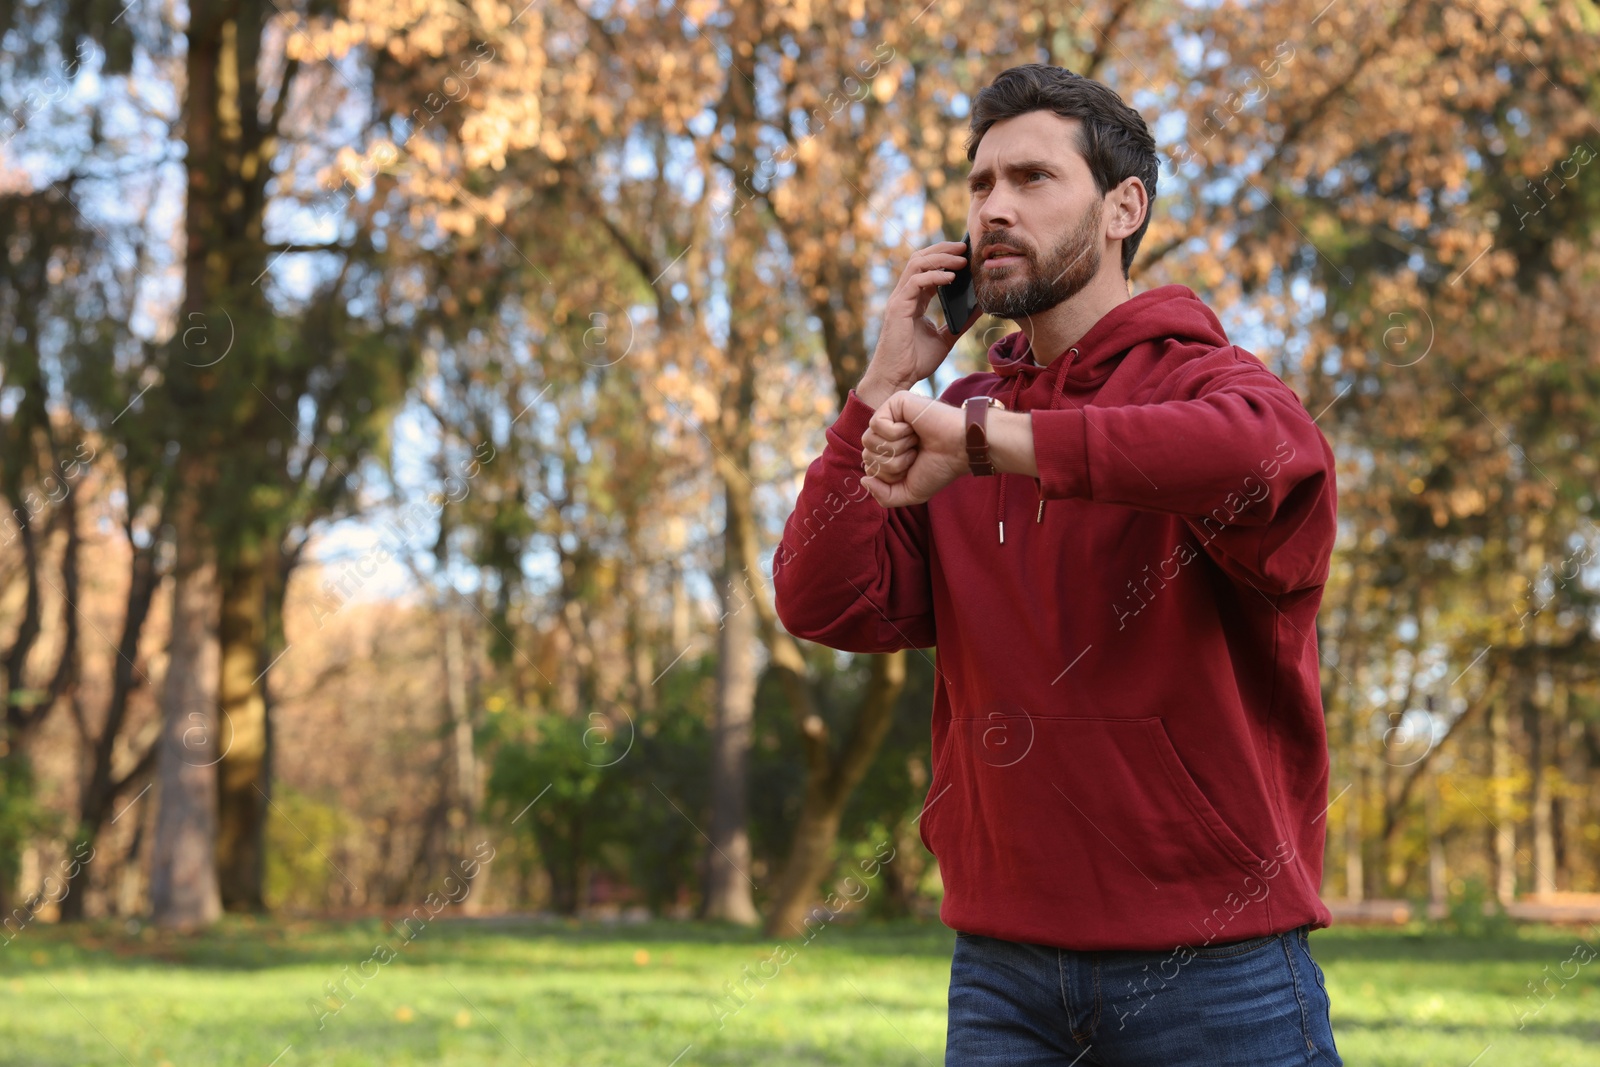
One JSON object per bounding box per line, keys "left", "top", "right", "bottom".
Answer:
{"left": 946, "top": 925, "right": 1341, "bottom": 1065}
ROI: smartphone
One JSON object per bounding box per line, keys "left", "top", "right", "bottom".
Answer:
{"left": 936, "top": 233, "right": 978, "bottom": 336}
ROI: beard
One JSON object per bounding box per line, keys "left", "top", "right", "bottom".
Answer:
{"left": 974, "top": 202, "right": 1103, "bottom": 321}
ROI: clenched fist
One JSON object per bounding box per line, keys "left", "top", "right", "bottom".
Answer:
{"left": 859, "top": 391, "right": 970, "bottom": 507}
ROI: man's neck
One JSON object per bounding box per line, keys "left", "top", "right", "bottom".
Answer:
{"left": 1017, "top": 270, "right": 1133, "bottom": 366}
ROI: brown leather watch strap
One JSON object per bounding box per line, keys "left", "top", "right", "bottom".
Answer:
{"left": 964, "top": 395, "right": 1003, "bottom": 476}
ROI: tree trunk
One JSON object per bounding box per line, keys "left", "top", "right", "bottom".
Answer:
{"left": 216, "top": 547, "right": 268, "bottom": 912}
{"left": 1345, "top": 761, "right": 1365, "bottom": 901}
{"left": 442, "top": 608, "right": 487, "bottom": 912}
{"left": 701, "top": 483, "right": 760, "bottom": 925}
{"left": 1331, "top": 567, "right": 1365, "bottom": 901}
{"left": 696, "top": 5, "right": 765, "bottom": 926}
{"left": 627, "top": 564, "right": 656, "bottom": 715}
{"left": 148, "top": 475, "right": 223, "bottom": 930}
{"left": 1380, "top": 747, "right": 1400, "bottom": 894}
{"left": 56, "top": 533, "right": 161, "bottom": 921}
{"left": 146, "top": 0, "right": 234, "bottom": 934}
{"left": 1, "top": 472, "right": 81, "bottom": 915}
{"left": 258, "top": 536, "right": 293, "bottom": 904}
{"left": 1558, "top": 702, "right": 1583, "bottom": 890}
{"left": 1377, "top": 618, "right": 1419, "bottom": 896}
{"left": 879, "top": 817, "right": 923, "bottom": 918}
{"left": 1530, "top": 677, "right": 1562, "bottom": 896}
{"left": 670, "top": 566, "right": 691, "bottom": 653}
{"left": 1426, "top": 773, "right": 1447, "bottom": 910}
{"left": 1490, "top": 684, "right": 1516, "bottom": 907}
{"left": 444, "top": 611, "right": 478, "bottom": 816}
{"left": 764, "top": 651, "right": 906, "bottom": 938}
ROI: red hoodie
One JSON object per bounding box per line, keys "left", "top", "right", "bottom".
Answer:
{"left": 772, "top": 284, "right": 1338, "bottom": 952}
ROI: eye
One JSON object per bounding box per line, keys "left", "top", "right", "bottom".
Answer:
{"left": 1027, "top": 171, "right": 1048, "bottom": 182}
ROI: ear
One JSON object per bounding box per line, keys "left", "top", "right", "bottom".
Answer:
{"left": 1105, "top": 177, "right": 1148, "bottom": 241}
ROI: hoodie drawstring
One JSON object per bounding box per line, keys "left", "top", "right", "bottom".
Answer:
{"left": 996, "top": 372, "right": 1025, "bottom": 543}
{"left": 997, "top": 346, "right": 1077, "bottom": 543}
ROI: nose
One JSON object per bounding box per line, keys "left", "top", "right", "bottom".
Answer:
{"left": 975, "top": 184, "right": 1018, "bottom": 236}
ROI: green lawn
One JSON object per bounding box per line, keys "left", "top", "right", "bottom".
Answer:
{"left": 1, "top": 915, "right": 1596, "bottom": 1065}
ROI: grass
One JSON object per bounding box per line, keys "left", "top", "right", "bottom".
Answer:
{"left": 0, "top": 914, "right": 1596, "bottom": 1065}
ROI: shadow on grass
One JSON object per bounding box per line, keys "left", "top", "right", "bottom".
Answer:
{"left": 0, "top": 915, "right": 957, "bottom": 974}
{"left": 1310, "top": 923, "right": 1599, "bottom": 966}
{"left": 1339, "top": 1015, "right": 1600, "bottom": 1044}
{"left": 3, "top": 916, "right": 1591, "bottom": 977}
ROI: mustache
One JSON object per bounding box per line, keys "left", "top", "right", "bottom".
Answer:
{"left": 977, "top": 234, "right": 1033, "bottom": 260}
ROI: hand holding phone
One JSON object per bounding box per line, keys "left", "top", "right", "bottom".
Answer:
{"left": 857, "top": 238, "right": 983, "bottom": 408}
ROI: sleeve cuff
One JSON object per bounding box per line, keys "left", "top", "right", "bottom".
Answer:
{"left": 824, "top": 389, "right": 879, "bottom": 464}
{"left": 1031, "top": 408, "right": 1091, "bottom": 499}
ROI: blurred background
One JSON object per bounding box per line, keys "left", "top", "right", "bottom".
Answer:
{"left": 1, "top": 0, "right": 1598, "bottom": 1064}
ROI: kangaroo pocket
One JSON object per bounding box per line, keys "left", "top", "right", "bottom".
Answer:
{"left": 923, "top": 715, "right": 1276, "bottom": 950}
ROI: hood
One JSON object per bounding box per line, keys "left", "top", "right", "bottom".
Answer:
{"left": 978, "top": 284, "right": 1232, "bottom": 545}
{"left": 986, "top": 284, "right": 1230, "bottom": 383}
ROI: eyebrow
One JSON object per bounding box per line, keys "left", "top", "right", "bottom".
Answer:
{"left": 967, "top": 159, "right": 1059, "bottom": 190}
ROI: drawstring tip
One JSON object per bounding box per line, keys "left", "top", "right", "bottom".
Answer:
{"left": 998, "top": 520, "right": 1005, "bottom": 544}
{"left": 1036, "top": 500, "right": 1044, "bottom": 523}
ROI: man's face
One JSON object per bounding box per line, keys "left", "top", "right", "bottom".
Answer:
{"left": 965, "top": 111, "right": 1108, "bottom": 320}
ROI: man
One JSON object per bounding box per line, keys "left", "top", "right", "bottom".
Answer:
{"left": 772, "top": 65, "right": 1342, "bottom": 1065}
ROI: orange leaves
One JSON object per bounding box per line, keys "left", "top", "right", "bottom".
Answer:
{"left": 322, "top": 144, "right": 390, "bottom": 193}
{"left": 458, "top": 74, "right": 548, "bottom": 171}
{"left": 283, "top": 18, "right": 375, "bottom": 62}
{"left": 538, "top": 128, "right": 567, "bottom": 162}
{"left": 1245, "top": 245, "right": 1277, "bottom": 286}
{"left": 681, "top": 0, "right": 721, "bottom": 24}
{"left": 870, "top": 69, "right": 900, "bottom": 104}
{"left": 1448, "top": 486, "right": 1488, "bottom": 519}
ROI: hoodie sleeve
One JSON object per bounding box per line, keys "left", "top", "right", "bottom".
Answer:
{"left": 773, "top": 389, "right": 936, "bottom": 652}
{"left": 1030, "top": 359, "right": 1336, "bottom": 595}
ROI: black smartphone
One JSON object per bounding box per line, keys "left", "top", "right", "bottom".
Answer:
{"left": 936, "top": 232, "right": 978, "bottom": 336}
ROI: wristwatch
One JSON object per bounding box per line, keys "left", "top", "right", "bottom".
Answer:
{"left": 963, "top": 395, "right": 1005, "bottom": 475}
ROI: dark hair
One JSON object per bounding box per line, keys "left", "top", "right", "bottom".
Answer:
{"left": 965, "top": 64, "right": 1158, "bottom": 277}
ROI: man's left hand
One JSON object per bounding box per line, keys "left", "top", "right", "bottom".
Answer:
{"left": 860, "top": 391, "right": 969, "bottom": 507}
